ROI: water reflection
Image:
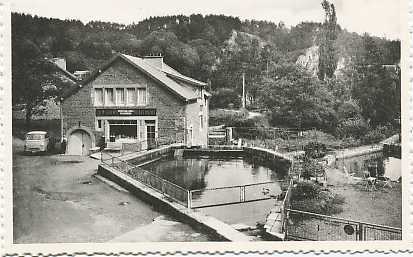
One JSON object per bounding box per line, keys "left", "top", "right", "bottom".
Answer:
{"left": 335, "top": 152, "right": 401, "bottom": 181}
{"left": 142, "top": 156, "right": 283, "bottom": 190}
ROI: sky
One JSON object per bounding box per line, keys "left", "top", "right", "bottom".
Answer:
{"left": 11, "top": 0, "right": 401, "bottom": 40}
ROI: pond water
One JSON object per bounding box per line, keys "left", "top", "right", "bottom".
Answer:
{"left": 141, "top": 156, "right": 286, "bottom": 190}
{"left": 141, "top": 156, "right": 287, "bottom": 227}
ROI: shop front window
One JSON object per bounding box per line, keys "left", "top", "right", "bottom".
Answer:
{"left": 109, "top": 120, "right": 137, "bottom": 142}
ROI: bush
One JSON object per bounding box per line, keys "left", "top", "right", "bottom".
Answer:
{"left": 361, "top": 124, "right": 398, "bottom": 144}
{"left": 291, "top": 181, "right": 345, "bottom": 216}
{"left": 337, "top": 100, "right": 362, "bottom": 120}
{"left": 304, "top": 142, "right": 327, "bottom": 159}
{"left": 12, "top": 119, "right": 61, "bottom": 140}
{"left": 301, "top": 158, "right": 325, "bottom": 180}
{"left": 335, "top": 117, "right": 368, "bottom": 139}
{"left": 210, "top": 88, "right": 241, "bottom": 109}
{"left": 209, "top": 109, "right": 253, "bottom": 127}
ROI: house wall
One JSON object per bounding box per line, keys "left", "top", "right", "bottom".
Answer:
{"left": 62, "top": 59, "right": 187, "bottom": 147}
{"left": 184, "top": 93, "right": 209, "bottom": 147}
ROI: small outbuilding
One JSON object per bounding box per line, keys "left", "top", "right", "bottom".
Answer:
{"left": 61, "top": 54, "right": 209, "bottom": 155}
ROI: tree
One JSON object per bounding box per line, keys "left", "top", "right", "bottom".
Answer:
{"left": 12, "top": 38, "right": 70, "bottom": 124}
{"left": 209, "top": 88, "right": 241, "bottom": 109}
{"left": 350, "top": 34, "right": 400, "bottom": 127}
{"left": 259, "top": 65, "right": 338, "bottom": 132}
{"left": 318, "top": 0, "right": 338, "bottom": 80}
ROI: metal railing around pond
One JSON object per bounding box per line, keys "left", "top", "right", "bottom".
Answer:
{"left": 102, "top": 151, "right": 292, "bottom": 211}
{"left": 127, "top": 166, "right": 189, "bottom": 207}
{"left": 190, "top": 180, "right": 289, "bottom": 209}
{"left": 285, "top": 209, "right": 402, "bottom": 241}
{"left": 101, "top": 152, "right": 189, "bottom": 207}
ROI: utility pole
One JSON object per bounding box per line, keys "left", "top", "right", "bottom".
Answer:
{"left": 242, "top": 71, "right": 246, "bottom": 109}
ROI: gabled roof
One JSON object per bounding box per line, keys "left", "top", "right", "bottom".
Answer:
{"left": 122, "top": 54, "right": 200, "bottom": 100}
{"left": 161, "top": 63, "right": 207, "bottom": 87}
{"left": 65, "top": 53, "right": 208, "bottom": 102}
{"left": 50, "top": 61, "right": 78, "bottom": 82}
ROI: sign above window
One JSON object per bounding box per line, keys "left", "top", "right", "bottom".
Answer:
{"left": 96, "top": 108, "right": 156, "bottom": 116}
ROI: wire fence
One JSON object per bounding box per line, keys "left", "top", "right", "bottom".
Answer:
{"left": 281, "top": 179, "right": 293, "bottom": 232}
{"left": 127, "top": 165, "right": 189, "bottom": 206}
{"left": 285, "top": 209, "right": 402, "bottom": 241}
{"left": 101, "top": 151, "right": 189, "bottom": 207}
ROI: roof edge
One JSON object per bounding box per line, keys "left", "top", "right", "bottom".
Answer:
{"left": 119, "top": 54, "right": 192, "bottom": 102}
{"left": 50, "top": 60, "right": 79, "bottom": 82}
{"left": 165, "top": 72, "right": 207, "bottom": 87}
{"left": 64, "top": 53, "right": 197, "bottom": 102}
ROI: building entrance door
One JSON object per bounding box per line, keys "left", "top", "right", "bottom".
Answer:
{"left": 186, "top": 126, "right": 193, "bottom": 148}
{"left": 146, "top": 121, "right": 156, "bottom": 149}
{"left": 67, "top": 129, "right": 92, "bottom": 156}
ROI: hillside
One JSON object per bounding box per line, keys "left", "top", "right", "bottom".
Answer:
{"left": 12, "top": 9, "right": 401, "bottom": 141}
{"left": 12, "top": 13, "right": 399, "bottom": 79}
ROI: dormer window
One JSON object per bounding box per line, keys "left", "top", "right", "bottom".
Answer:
{"left": 137, "top": 88, "right": 146, "bottom": 105}
{"left": 94, "top": 88, "right": 103, "bottom": 106}
{"left": 116, "top": 88, "right": 125, "bottom": 105}
{"left": 105, "top": 88, "right": 114, "bottom": 106}
{"left": 94, "top": 85, "right": 146, "bottom": 107}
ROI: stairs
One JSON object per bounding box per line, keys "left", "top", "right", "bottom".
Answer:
{"left": 263, "top": 203, "right": 285, "bottom": 240}
{"left": 208, "top": 129, "right": 226, "bottom": 139}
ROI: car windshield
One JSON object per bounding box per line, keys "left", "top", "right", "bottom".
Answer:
{"left": 26, "top": 134, "right": 44, "bottom": 140}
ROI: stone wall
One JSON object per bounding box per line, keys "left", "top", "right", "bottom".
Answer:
{"left": 62, "top": 58, "right": 187, "bottom": 144}
{"left": 243, "top": 146, "right": 292, "bottom": 177}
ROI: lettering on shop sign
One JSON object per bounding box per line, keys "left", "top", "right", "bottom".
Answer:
{"left": 95, "top": 108, "right": 156, "bottom": 116}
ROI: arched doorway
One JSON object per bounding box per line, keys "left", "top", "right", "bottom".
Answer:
{"left": 67, "top": 129, "right": 92, "bottom": 156}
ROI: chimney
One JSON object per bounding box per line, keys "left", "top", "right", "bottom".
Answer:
{"left": 143, "top": 55, "right": 164, "bottom": 70}
{"left": 51, "top": 57, "right": 67, "bottom": 71}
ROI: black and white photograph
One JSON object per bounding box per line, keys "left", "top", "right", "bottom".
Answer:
{"left": 5, "top": 0, "right": 407, "bottom": 250}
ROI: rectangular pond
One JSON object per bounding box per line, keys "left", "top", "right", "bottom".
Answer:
{"left": 133, "top": 155, "right": 289, "bottom": 227}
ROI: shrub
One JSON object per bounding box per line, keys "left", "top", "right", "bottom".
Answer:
{"left": 209, "top": 109, "right": 264, "bottom": 127}
{"left": 301, "top": 158, "right": 325, "bottom": 180}
{"left": 291, "top": 181, "right": 345, "bottom": 216}
{"left": 335, "top": 117, "right": 368, "bottom": 139}
{"left": 304, "top": 142, "right": 327, "bottom": 159}
{"left": 337, "top": 100, "right": 362, "bottom": 120}
{"left": 209, "top": 88, "right": 241, "bottom": 109}
{"left": 361, "top": 124, "right": 398, "bottom": 144}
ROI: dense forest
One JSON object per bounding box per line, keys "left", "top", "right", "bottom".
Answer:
{"left": 12, "top": 0, "right": 401, "bottom": 142}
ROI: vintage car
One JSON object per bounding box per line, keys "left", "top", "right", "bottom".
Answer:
{"left": 24, "top": 131, "right": 51, "bottom": 153}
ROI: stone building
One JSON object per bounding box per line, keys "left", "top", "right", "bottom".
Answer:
{"left": 61, "top": 53, "right": 210, "bottom": 155}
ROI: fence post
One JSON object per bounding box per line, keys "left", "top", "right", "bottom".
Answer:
{"left": 243, "top": 186, "right": 246, "bottom": 202}
{"left": 239, "top": 186, "right": 246, "bottom": 202}
{"left": 358, "top": 223, "right": 363, "bottom": 241}
{"left": 161, "top": 180, "right": 165, "bottom": 195}
{"left": 111, "top": 157, "right": 114, "bottom": 167}
{"left": 187, "top": 190, "right": 192, "bottom": 209}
